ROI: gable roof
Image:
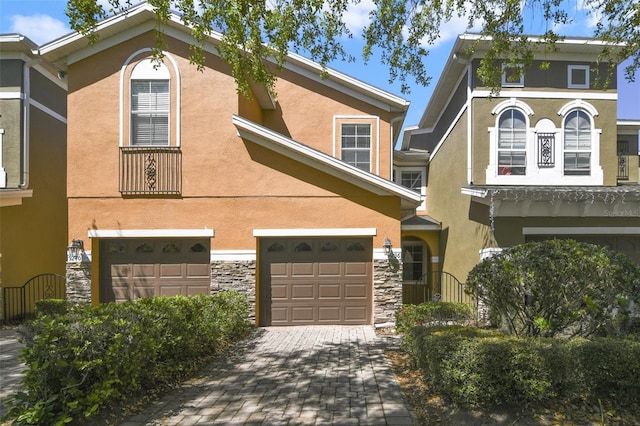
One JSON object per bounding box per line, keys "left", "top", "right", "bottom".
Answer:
{"left": 38, "top": 1, "right": 409, "bottom": 114}
{"left": 410, "top": 34, "right": 625, "bottom": 136}
{"left": 232, "top": 115, "right": 422, "bottom": 210}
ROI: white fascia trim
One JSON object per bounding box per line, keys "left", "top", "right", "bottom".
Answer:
{"left": 428, "top": 103, "right": 468, "bottom": 162}
{"left": 402, "top": 224, "right": 442, "bottom": 231}
{"left": 373, "top": 248, "right": 399, "bottom": 260}
{"left": 29, "top": 99, "right": 67, "bottom": 124}
{"left": 472, "top": 90, "right": 617, "bottom": 101}
{"left": 461, "top": 187, "right": 489, "bottom": 198}
{"left": 88, "top": 229, "right": 215, "bottom": 238}
{"left": 0, "top": 92, "right": 23, "bottom": 99}
{"left": 232, "top": 115, "right": 422, "bottom": 206}
{"left": 253, "top": 228, "right": 377, "bottom": 237}
{"left": 523, "top": 227, "right": 640, "bottom": 235}
{"left": 0, "top": 189, "right": 33, "bottom": 207}
{"left": 210, "top": 250, "right": 256, "bottom": 261}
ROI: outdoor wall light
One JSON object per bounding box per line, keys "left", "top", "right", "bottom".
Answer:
{"left": 67, "top": 239, "right": 84, "bottom": 262}
{"left": 383, "top": 237, "right": 393, "bottom": 256}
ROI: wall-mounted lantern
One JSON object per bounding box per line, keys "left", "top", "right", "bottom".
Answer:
{"left": 383, "top": 237, "right": 393, "bottom": 256}
{"left": 67, "top": 239, "right": 84, "bottom": 262}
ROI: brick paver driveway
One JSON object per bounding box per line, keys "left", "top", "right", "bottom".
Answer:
{"left": 123, "top": 326, "right": 414, "bottom": 425}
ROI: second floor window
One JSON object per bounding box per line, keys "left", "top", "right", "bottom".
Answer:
{"left": 498, "top": 109, "right": 527, "bottom": 175}
{"left": 131, "top": 80, "right": 169, "bottom": 146}
{"left": 563, "top": 109, "right": 591, "bottom": 175}
{"left": 341, "top": 123, "right": 371, "bottom": 172}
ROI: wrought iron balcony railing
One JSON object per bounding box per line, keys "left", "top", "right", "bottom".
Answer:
{"left": 119, "top": 146, "right": 181, "bottom": 195}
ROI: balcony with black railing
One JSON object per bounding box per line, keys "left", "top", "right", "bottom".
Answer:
{"left": 119, "top": 146, "right": 181, "bottom": 195}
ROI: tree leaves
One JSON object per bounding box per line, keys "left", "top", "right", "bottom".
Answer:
{"left": 65, "top": 0, "right": 638, "bottom": 96}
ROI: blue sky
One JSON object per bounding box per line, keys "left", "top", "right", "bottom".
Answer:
{"left": 1, "top": 0, "right": 638, "bottom": 127}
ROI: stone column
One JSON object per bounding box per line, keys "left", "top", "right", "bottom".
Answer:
{"left": 66, "top": 241, "right": 92, "bottom": 303}
{"left": 373, "top": 253, "right": 403, "bottom": 326}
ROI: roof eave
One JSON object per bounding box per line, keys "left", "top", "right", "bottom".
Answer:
{"left": 232, "top": 114, "right": 422, "bottom": 209}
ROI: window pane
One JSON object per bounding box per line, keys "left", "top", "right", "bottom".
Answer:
{"left": 564, "top": 110, "right": 591, "bottom": 150}
{"left": 564, "top": 152, "right": 590, "bottom": 175}
{"left": 341, "top": 123, "right": 371, "bottom": 171}
{"left": 401, "top": 171, "right": 422, "bottom": 192}
{"left": 498, "top": 152, "right": 526, "bottom": 175}
{"left": 131, "top": 79, "right": 169, "bottom": 146}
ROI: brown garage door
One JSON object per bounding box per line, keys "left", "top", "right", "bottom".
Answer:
{"left": 99, "top": 238, "right": 210, "bottom": 303}
{"left": 260, "top": 237, "right": 372, "bottom": 326}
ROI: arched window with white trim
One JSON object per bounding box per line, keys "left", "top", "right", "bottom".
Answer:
{"left": 498, "top": 108, "right": 527, "bottom": 175}
{"left": 130, "top": 59, "right": 170, "bottom": 146}
{"left": 563, "top": 109, "right": 592, "bottom": 175}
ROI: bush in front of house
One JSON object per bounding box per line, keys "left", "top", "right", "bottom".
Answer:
{"left": 404, "top": 325, "right": 640, "bottom": 408}
{"left": 466, "top": 239, "right": 640, "bottom": 337}
{"left": 3, "top": 292, "right": 252, "bottom": 426}
{"left": 395, "top": 302, "right": 474, "bottom": 334}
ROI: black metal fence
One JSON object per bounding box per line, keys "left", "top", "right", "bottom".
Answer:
{"left": 403, "top": 270, "right": 476, "bottom": 309}
{"left": 120, "top": 146, "right": 182, "bottom": 195}
{"left": 3, "top": 274, "right": 66, "bottom": 321}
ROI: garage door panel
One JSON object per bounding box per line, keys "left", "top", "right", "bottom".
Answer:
{"left": 318, "top": 284, "right": 341, "bottom": 299}
{"left": 158, "top": 285, "right": 182, "bottom": 297}
{"left": 271, "top": 284, "right": 288, "bottom": 300}
{"left": 134, "top": 286, "right": 156, "bottom": 299}
{"left": 262, "top": 237, "right": 372, "bottom": 326}
{"left": 344, "top": 262, "right": 368, "bottom": 276}
{"left": 271, "top": 307, "right": 288, "bottom": 322}
{"left": 344, "top": 306, "right": 367, "bottom": 322}
{"left": 133, "top": 264, "right": 156, "bottom": 278}
{"left": 318, "top": 306, "right": 340, "bottom": 322}
{"left": 100, "top": 238, "right": 211, "bottom": 304}
{"left": 270, "top": 263, "right": 288, "bottom": 276}
{"left": 187, "top": 264, "right": 210, "bottom": 278}
{"left": 318, "top": 263, "right": 340, "bottom": 276}
{"left": 159, "top": 264, "right": 184, "bottom": 278}
{"left": 291, "top": 284, "right": 314, "bottom": 299}
{"left": 292, "top": 263, "right": 314, "bottom": 276}
{"left": 186, "top": 284, "right": 210, "bottom": 296}
{"left": 344, "top": 283, "right": 367, "bottom": 299}
{"left": 291, "top": 307, "right": 314, "bottom": 322}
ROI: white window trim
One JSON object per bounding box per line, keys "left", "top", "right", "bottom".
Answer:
{"left": 253, "top": 228, "right": 377, "bottom": 237}
{"left": 395, "top": 167, "right": 426, "bottom": 211}
{"left": 501, "top": 63, "right": 524, "bottom": 87}
{"left": 558, "top": 100, "right": 603, "bottom": 184}
{"left": 486, "top": 100, "right": 535, "bottom": 184}
{"left": 88, "top": 229, "right": 214, "bottom": 238}
{"left": 119, "top": 49, "right": 181, "bottom": 147}
{"left": 568, "top": 65, "right": 590, "bottom": 89}
{"left": 333, "top": 115, "right": 380, "bottom": 174}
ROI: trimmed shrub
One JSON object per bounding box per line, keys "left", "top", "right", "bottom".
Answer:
{"left": 404, "top": 325, "right": 640, "bottom": 408}
{"left": 4, "top": 292, "right": 252, "bottom": 425}
{"left": 396, "top": 302, "right": 474, "bottom": 334}
{"left": 466, "top": 239, "right": 640, "bottom": 337}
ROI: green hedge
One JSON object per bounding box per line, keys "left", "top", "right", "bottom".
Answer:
{"left": 395, "top": 302, "right": 475, "bottom": 334}
{"left": 3, "top": 292, "right": 252, "bottom": 425}
{"left": 404, "top": 325, "right": 640, "bottom": 408}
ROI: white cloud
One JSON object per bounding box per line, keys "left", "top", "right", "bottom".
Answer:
{"left": 10, "top": 14, "right": 69, "bottom": 45}
{"left": 343, "top": 0, "right": 376, "bottom": 35}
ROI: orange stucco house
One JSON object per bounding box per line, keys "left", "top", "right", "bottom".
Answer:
{"left": 40, "top": 2, "right": 421, "bottom": 326}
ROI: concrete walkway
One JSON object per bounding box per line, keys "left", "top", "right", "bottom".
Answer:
{"left": 123, "top": 326, "right": 414, "bottom": 425}
{"left": 0, "top": 328, "right": 26, "bottom": 419}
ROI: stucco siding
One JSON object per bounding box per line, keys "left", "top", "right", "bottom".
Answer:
{"left": 426, "top": 109, "right": 487, "bottom": 281}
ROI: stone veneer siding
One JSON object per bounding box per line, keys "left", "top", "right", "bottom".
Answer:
{"left": 210, "top": 260, "right": 256, "bottom": 323}
{"left": 373, "top": 256, "right": 403, "bottom": 325}
{"left": 64, "top": 258, "right": 401, "bottom": 327}
{"left": 66, "top": 260, "right": 92, "bottom": 303}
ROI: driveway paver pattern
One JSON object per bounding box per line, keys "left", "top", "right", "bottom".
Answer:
{"left": 123, "top": 325, "right": 414, "bottom": 425}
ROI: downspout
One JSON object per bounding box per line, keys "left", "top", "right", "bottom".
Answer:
{"left": 19, "top": 56, "right": 42, "bottom": 189}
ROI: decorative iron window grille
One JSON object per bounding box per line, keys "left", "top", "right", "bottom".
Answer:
{"left": 120, "top": 146, "right": 181, "bottom": 195}
{"left": 537, "top": 132, "right": 555, "bottom": 168}
{"left": 617, "top": 140, "right": 629, "bottom": 181}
